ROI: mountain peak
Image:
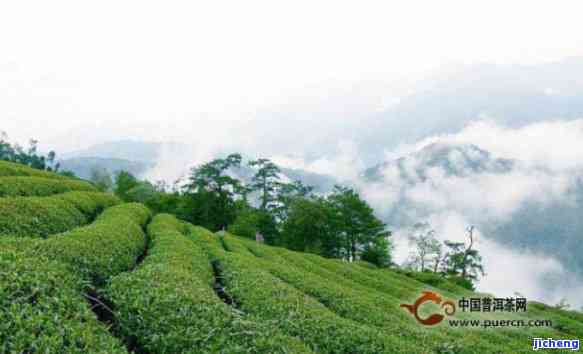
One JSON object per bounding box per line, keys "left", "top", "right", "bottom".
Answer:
{"left": 365, "top": 142, "right": 514, "bottom": 182}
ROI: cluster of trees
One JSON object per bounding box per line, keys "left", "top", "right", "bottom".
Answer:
{"left": 406, "top": 223, "right": 484, "bottom": 289}
{"left": 1, "top": 131, "right": 482, "bottom": 277}
{"left": 0, "top": 132, "right": 60, "bottom": 172}
{"left": 113, "top": 153, "right": 392, "bottom": 267}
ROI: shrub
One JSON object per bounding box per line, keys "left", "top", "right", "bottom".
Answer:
{"left": 191, "top": 227, "right": 408, "bottom": 354}
{"left": 227, "top": 208, "right": 261, "bottom": 239}
{"left": 0, "top": 192, "right": 121, "bottom": 238}
{"left": 527, "top": 302, "right": 583, "bottom": 337}
{"left": 37, "top": 203, "right": 150, "bottom": 286}
{"left": 393, "top": 269, "right": 474, "bottom": 294}
{"left": 0, "top": 195, "right": 87, "bottom": 238}
{"left": 0, "top": 236, "right": 42, "bottom": 253}
{"left": 445, "top": 275, "right": 475, "bottom": 291}
{"left": 353, "top": 260, "right": 378, "bottom": 269}
{"left": 0, "top": 203, "right": 150, "bottom": 352}
{"left": 224, "top": 235, "right": 543, "bottom": 353}
{"left": 0, "top": 160, "right": 67, "bottom": 179}
{"left": 222, "top": 235, "right": 441, "bottom": 352}
{"left": 0, "top": 176, "right": 96, "bottom": 197}
{"left": 54, "top": 191, "right": 120, "bottom": 219}
{"left": 106, "top": 215, "right": 311, "bottom": 354}
{"left": 0, "top": 250, "right": 127, "bottom": 353}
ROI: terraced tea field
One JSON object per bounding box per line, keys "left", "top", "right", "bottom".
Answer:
{"left": 0, "top": 160, "right": 581, "bottom": 353}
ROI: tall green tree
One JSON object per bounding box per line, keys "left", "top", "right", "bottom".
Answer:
{"left": 114, "top": 170, "right": 140, "bottom": 201}
{"left": 184, "top": 153, "right": 244, "bottom": 230}
{"left": 281, "top": 197, "right": 334, "bottom": 255}
{"left": 248, "top": 158, "right": 281, "bottom": 211}
{"left": 274, "top": 180, "right": 314, "bottom": 222}
{"left": 326, "top": 185, "right": 390, "bottom": 262}
{"left": 126, "top": 182, "right": 158, "bottom": 204}
{"left": 361, "top": 236, "right": 392, "bottom": 268}
{"left": 228, "top": 207, "right": 262, "bottom": 240}
{"left": 186, "top": 153, "right": 243, "bottom": 195}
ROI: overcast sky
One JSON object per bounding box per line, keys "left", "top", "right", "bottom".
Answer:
{"left": 2, "top": 0, "right": 583, "bottom": 153}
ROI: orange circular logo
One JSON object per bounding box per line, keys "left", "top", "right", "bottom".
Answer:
{"left": 400, "top": 291, "right": 456, "bottom": 326}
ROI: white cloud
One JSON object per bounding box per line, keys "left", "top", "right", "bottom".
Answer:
{"left": 392, "top": 119, "right": 583, "bottom": 171}
{"left": 364, "top": 119, "right": 583, "bottom": 308}
{"left": 272, "top": 140, "right": 365, "bottom": 182}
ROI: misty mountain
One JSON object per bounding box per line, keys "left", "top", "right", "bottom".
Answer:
{"left": 364, "top": 143, "right": 514, "bottom": 182}
{"left": 61, "top": 140, "right": 188, "bottom": 162}
{"left": 60, "top": 140, "right": 189, "bottom": 180}
{"left": 363, "top": 141, "right": 583, "bottom": 282}
{"left": 58, "top": 157, "right": 154, "bottom": 180}
{"left": 489, "top": 194, "right": 583, "bottom": 277}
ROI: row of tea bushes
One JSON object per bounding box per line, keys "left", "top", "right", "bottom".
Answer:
{"left": 0, "top": 160, "right": 68, "bottom": 179}
{"left": 222, "top": 236, "right": 448, "bottom": 351}
{"left": 0, "top": 176, "right": 96, "bottom": 197}
{"left": 38, "top": 203, "right": 150, "bottom": 286}
{"left": 0, "top": 191, "right": 120, "bottom": 238}
{"left": 0, "top": 250, "right": 128, "bottom": 353}
{"left": 222, "top": 235, "right": 567, "bottom": 353}
{"left": 191, "top": 228, "right": 413, "bottom": 354}
{"left": 54, "top": 191, "right": 121, "bottom": 219}
{"left": 106, "top": 215, "right": 312, "bottom": 354}
{"left": 0, "top": 203, "right": 150, "bottom": 353}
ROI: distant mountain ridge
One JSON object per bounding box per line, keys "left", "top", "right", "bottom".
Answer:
{"left": 59, "top": 157, "right": 154, "bottom": 180}
{"left": 61, "top": 140, "right": 188, "bottom": 162}
{"left": 59, "top": 140, "right": 188, "bottom": 179}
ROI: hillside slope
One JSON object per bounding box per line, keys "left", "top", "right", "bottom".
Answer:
{"left": 0, "top": 162, "right": 581, "bottom": 353}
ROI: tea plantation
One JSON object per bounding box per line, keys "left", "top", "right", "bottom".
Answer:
{"left": 0, "top": 160, "right": 581, "bottom": 353}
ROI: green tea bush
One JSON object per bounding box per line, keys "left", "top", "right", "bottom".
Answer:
{"left": 223, "top": 236, "right": 445, "bottom": 351}
{"left": 0, "top": 176, "right": 96, "bottom": 197}
{"left": 107, "top": 215, "right": 312, "bottom": 354}
{"left": 0, "top": 192, "right": 120, "bottom": 238}
{"left": 0, "top": 250, "right": 127, "bottom": 353}
{"left": 0, "top": 195, "right": 87, "bottom": 238}
{"left": 0, "top": 236, "right": 42, "bottom": 253}
{"left": 527, "top": 302, "right": 583, "bottom": 337}
{"left": 224, "top": 235, "right": 562, "bottom": 353}
{"left": 37, "top": 203, "right": 150, "bottom": 286}
{"left": 0, "top": 160, "right": 68, "bottom": 179}
{"left": 54, "top": 191, "right": 120, "bottom": 219}
{"left": 0, "top": 202, "right": 150, "bottom": 353}
{"left": 354, "top": 260, "right": 378, "bottom": 269}
{"left": 191, "top": 227, "right": 411, "bottom": 354}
